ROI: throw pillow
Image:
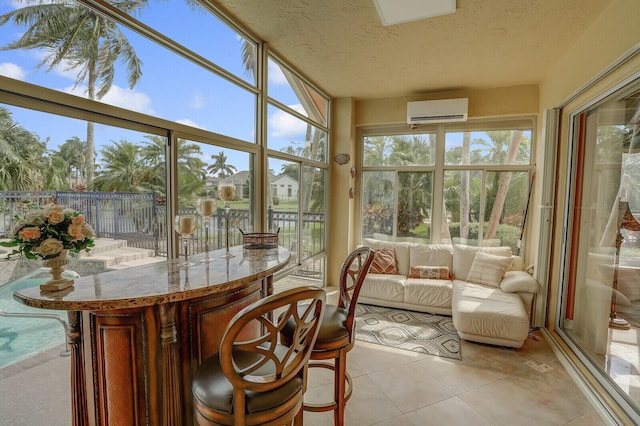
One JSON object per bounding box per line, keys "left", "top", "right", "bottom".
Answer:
{"left": 409, "top": 265, "right": 451, "bottom": 279}
{"left": 452, "top": 245, "right": 512, "bottom": 280}
{"left": 370, "top": 248, "right": 399, "bottom": 274}
{"left": 466, "top": 252, "right": 513, "bottom": 287}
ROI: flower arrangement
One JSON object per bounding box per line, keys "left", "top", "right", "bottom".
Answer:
{"left": 1, "top": 203, "right": 95, "bottom": 260}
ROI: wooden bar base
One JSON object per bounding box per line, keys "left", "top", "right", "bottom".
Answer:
{"left": 14, "top": 246, "right": 289, "bottom": 426}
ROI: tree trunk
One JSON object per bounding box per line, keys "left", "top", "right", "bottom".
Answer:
{"left": 460, "top": 132, "right": 471, "bottom": 240}
{"left": 485, "top": 131, "right": 523, "bottom": 239}
{"left": 301, "top": 124, "right": 321, "bottom": 213}
{"left": 85, "top": 64, "right": 97, "bottom": 190}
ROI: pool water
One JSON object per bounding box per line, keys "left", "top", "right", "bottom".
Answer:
{"left": 0, "top": 270, "right": 68, "bottom": 369}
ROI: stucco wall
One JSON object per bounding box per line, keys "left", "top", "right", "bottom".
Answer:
{"left": 355, "top": 85, "right": 538, "bottom": 126}
{"left": 327, "top": 98, "right": 357, "bottom": 287}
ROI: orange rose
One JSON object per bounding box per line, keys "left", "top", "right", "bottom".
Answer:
{"left": 18, "top": 227, "right": 41, "bottom": 242}
{"left": 71, "top": 215, "right": 85, "bottom": 226}
{"left": 47, "top": 210, "right": 65, "bottom": 225}
{"left": 68, "top": 224, "right": 85, "bottom": 241}
{"left": 37, "top": 238, "right": 64, "bottom": 256}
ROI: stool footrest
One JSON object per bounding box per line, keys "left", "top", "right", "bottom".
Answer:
{"left": 303, "top": 362, "right": 353, "bottom": 412}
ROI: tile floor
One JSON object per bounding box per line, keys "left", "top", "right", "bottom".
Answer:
{"left": 0, "top": 280, "right": 608, "bottom": 425}
{"left": 0, "top": 319, "right": 607, "bottom": 425}
{"left": 300, "top": 333, "right": 605, "bottom": 426}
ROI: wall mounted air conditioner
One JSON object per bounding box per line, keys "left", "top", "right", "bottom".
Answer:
{"left": 407, "top": 98, "right": 468, "bottom": 124}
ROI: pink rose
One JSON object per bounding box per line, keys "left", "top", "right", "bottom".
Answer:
{"left": 37, "top": 238, "right": 64, "bottom": 256}
{"left": 47, "top": 210, "right": 65, "bottom": 225}
{"left": 18, "top": 227, "right": 41, "bottom": 242}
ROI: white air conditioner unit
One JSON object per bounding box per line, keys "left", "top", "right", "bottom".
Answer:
{"left": 407, "top": 98, "right": 468, "bottom": 124}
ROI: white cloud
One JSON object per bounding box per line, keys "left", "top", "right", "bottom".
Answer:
{"left": 189, "top": 92, "right": 205, "bottom": 110}
{"left": 0, "top": 62, "right": 26, "bottom": 80}
{"left": 8, "top": 0, "right": 60, "bottom": 10}
{"left": 268, "top": 61, "right": 288, "bottom": 85}
{"left": 31, "top": 50, "right": 80, "bottom": 81}
{"left": 176, "top": 118, "right": 207, "bottom": 130}
{"left": 63, "top": 84, "right": 156, "bottom": 115}
{"left": 270, "top": 104, "right": 307, "bottom": 138}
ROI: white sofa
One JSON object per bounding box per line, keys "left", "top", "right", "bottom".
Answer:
{"left": 358, "top": 238, "right": 539, "bottom": 348}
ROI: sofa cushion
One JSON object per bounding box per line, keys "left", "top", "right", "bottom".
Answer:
{"left": 500, "top": 270, "right": 539, "bottom": 294}
{"left": 452, "top": 280, "right": 529, "bottom": 348}
{"left": 466, "top": 252, "right": 513, "bottom": 287}
{"left": 404, "top": 278, "right": 452, "bottom": 309}
{"left": 452, "top": 245, "right": 512, "bottom": 281}
{"left": 409, "top": 244, "right": 453, "bottom": 270}
{"left": 370, "top": 248, "right": 399, "bottom": 274}
{"left": 409, "top": 265, "right": 451, "bottom": 280}
{"left": 360, "top": 274, "right": 405, "bottom": 303}
{"left": 363, "top": 238, "right": 411, "bottom": 276}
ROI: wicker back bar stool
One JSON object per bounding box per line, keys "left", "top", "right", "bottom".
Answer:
{"left": 192, "top": 286, "right": 326, "bottom": 426}
{"left": 281, "top": 246, "right": 375, "bottom": 425}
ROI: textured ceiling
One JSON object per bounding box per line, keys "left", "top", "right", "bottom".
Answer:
{"left": 211, "top": 0, "right": 612, "bottom": 99}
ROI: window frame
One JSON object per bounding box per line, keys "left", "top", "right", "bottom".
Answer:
{"left": 0, "top": 0, "right": 330, "bottom": 272}
{"left": 555, "top": 72, "right": 640, "bottom": 421}
{"left": 357, "top": 117, "right": 536, "bottom": 253}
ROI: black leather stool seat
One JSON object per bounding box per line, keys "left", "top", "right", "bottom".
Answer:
{"left": 192, "top": 347, "right": 303, "bottom": 416}
{"left": 192, "top": 287, "right": 326, "bottom": 426}
{"left": 282, "top": 305, "right": 350, "bottom": 350}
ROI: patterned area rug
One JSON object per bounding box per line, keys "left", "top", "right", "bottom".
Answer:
{"left": 354, "top": 304, "right": 461, "bottom": 360}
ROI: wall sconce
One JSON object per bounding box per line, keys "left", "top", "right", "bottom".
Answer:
{"left": 334, "top": 153, "right": 350, "bottom": 165}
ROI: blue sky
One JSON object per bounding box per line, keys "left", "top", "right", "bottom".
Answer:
{"left": 0, "top": 0, "right": 308, "bottom": 172}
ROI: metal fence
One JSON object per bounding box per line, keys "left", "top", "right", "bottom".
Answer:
{"left": 0, "top": 191, "right": 325, "bottom": 258}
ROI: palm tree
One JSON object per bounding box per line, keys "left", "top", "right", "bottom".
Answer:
{"left": 208, "top": 151, "right": 237, "bottom": 178}
{"left": 176, "top": 140, "right": 207, "bottom": 203}
{"left": 139, "top": 136, "right": 207, "bottom": 202}
{"left": 55, "top": 136, "right": 87, "bottom": 189}
{"left": 0, "top": 106, "right": 47, "bottom": 190}
{"left": 388, "top": 135, "right": 433, "bottom": 165}
{"left": 139, "top": 135, "right": 168, "bottom": 193}
{"left": 484, "top": 131, "right": 524, "bottom": 239}
{"left": 0, "top": 0, "right": 145, "bottom": 189}
{"left": 93, "top": 139, "right": 143, "bottom": 191}
{"left": 459, "top": 132, "right": 471, "bottom": 240}
{"left": 364, "top": 136, "right": 392, "bottom": 166}
{"left": 41, "top": 153, "right": 70, "bottom": 190}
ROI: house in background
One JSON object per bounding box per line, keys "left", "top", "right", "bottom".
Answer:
{"left": 270, "top": 174, "right": 298, "bottom": 201}
{"left": 219, "top": 171, "right": 250, "bottom": 200}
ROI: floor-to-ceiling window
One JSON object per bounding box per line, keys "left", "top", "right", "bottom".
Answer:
{"left": 0, "top": 0, "right": 329, "bottom": 274}
{"left": 266, "top": 55, "right": 329, "bottom": 282}
{"left": 359, "top": 120, "right": 534, "bottom": 256}
{"left": 558, "top": 79, "right": 640, "bottom": 420}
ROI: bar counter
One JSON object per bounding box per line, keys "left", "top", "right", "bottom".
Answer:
{"left": 14, "top": 246, "right": 290, "bottom": 426}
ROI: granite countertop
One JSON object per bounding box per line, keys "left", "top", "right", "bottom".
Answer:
{"left": 13, "top": 246, "right": 290, "bottom": 311}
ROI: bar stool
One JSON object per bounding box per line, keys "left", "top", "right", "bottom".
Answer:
{"left": 281, "top": 246, "right": 375, "bottom": 425}
{"left": 192, "top": 286, "right": 326, "bottom": 426}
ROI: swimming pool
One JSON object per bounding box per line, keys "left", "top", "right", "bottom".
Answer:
{"left": 0, "top": 268, "right": 70, "bottom": 369}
